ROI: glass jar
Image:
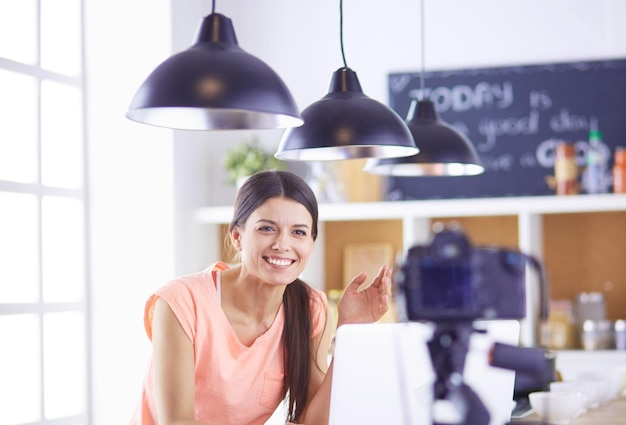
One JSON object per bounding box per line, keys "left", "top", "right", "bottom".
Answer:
{"left": 581, "top": 319, "right": 614, "bottom": 350}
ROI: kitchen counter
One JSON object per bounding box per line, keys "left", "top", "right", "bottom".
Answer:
{"left": 554, "top": 349, "right": 626, "bottom": 379}
{"left": 512, "top": 396, "right": 626, "bottom": 424}
{"left": 511, "top": 350, "right": 626, "bottom": 424}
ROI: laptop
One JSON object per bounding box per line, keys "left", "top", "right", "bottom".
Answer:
{"left": 329, "top": 320, "right": 520, "bottom": 425}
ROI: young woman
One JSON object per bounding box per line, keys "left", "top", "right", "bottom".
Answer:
{"left": 130, "top": 170, "right": 392, "bottom": 425}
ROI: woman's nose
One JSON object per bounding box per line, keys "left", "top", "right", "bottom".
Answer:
{"left": 272, "top": 233, "right": 289, "bottom": 251}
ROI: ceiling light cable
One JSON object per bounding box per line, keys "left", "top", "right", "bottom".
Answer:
{"left": 275, "top": 0, "right": 418, "bottom": 161}
{"left": 364, "top": 0, "right": 484, "bottom": 176}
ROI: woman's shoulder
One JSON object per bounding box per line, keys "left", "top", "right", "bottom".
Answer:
{"left": 308, "top": 286, "right": 327, "bottom": 306}
{"left": 169, "top": 261, "right": 228, "bottom": 290}
{"left": 305, "top": 284, "right": 328, "bottom": 335}
{"left": 149, "top": 262, "right": 228, "bottom": 311}
{"left": 144, "top": 262, "right": 230, "bottom": 341}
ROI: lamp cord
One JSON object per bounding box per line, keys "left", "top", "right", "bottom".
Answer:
{"left": 211, "top": 0, "right": 216, "bottom": 14}
{"left": 339, "top": 0, "right": 348, "bottom": 69}
{"left": 419, "top": 0, "right": 426, "bottom": 98}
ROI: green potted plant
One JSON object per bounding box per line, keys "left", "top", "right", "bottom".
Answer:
{"left": 223, "top": 138, "right": 286, "bottom": 186}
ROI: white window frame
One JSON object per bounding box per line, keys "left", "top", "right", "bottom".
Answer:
{"left": 0, "top": 0, "right": 91, "bottom": 423}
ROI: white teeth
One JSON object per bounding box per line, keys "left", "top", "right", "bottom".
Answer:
{"left": 267, "top": 258, "right": 292, "bottom": 266}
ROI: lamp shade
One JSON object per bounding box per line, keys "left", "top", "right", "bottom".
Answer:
{"left": 274, "top": 68, "right": 418, "bottom": 161}
{"left": 364, "top": 99, "right": 484, "bottom": 176}
{"left": 126, "top": 13, "right": 303, "bottom": 130}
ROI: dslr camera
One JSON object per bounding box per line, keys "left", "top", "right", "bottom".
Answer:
{"left": 396, "top": 224, "right": 545, "bottom": 323}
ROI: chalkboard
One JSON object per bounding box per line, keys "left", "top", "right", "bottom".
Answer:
{"left": 386, "top": 58, "right": 626, "bottom": 200}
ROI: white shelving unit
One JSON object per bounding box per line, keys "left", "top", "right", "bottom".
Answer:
{"left": 196, "top": 193, "right": 626, "bottom": 242}
{"left": 193, "top": 193, "right": 626, "bottom": 346}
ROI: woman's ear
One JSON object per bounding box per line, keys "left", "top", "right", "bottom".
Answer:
{"left": 230, "top": 227, "right": 242, "bottom": 251}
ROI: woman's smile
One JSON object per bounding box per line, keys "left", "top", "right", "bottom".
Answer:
{"left": 265, "top": 256, "right": 296, "bottom": 267}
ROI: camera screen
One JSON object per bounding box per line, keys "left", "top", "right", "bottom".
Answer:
{"left": 420, "top": 260, "right": 473, "bottom": 311}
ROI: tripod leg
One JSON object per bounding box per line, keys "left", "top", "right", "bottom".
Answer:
{"left": 449, "top": 384, "right": 490, "bottom": 425}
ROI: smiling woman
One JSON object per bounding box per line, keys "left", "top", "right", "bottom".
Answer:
{"left": 129, "top": 170, "right": 393, "bottom": 425}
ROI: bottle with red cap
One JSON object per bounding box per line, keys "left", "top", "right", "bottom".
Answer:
{"left": 613, "top": 147, "right": 626, "bottom": 194}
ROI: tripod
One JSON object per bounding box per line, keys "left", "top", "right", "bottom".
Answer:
{"left": 427, "top": 321, "right": 491, "bottom": 425}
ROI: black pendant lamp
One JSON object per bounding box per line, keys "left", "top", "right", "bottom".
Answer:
{"left": 274, "top": 0, "right": 418, "bottom": 161}
{"left": 364, "top": 0, "right": 483, "bottom": 176}
{"left": 126, "top": 2, "right": 303, "bottom": 131}
{"left": 364, "top": 99, "right": 484, "bottom": 176}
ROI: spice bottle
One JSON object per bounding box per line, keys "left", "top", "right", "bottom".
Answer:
{"left": 554, "top": 142, "right": 579, "bottom": 195}
{"left": 613, "top": 147, "right": 626, "bottom": 194}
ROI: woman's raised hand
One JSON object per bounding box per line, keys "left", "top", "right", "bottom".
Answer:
{"left": 336, "top": 264, "right": 392, "bottom": 327}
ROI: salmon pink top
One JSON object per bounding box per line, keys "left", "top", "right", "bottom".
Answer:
{"left": 129, "top": 262, "right": 328, "bottom": 425}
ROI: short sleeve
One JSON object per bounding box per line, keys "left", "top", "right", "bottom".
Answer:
{"left": 143, "top": 279, "right": 198, "bottom": 343}
{"left": 143, "top": 263, "right": 228, "bottom": 343}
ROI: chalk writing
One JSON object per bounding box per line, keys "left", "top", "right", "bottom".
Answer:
{"left": 549, "top": 109, "right": 593, "bottom": 133}
{"left": 408, "top": 81, "right": 514, "bottom": 113}
{"left": 477, "top": 110, "right": 539, "bottom": 151}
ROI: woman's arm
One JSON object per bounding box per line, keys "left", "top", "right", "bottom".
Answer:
{"left": 152, "top": 297, "right": 214, "bottom": 425}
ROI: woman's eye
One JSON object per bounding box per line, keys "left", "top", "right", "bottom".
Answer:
{"left": 258, "top": 226, "right": 275, "bottom": 232}
{"left": 294, "top": 229, "right": 307, "bottom": 236}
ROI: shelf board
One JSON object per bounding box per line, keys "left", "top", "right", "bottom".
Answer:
{"left": 194, "top": 193, "right": 626, "bottom": 224}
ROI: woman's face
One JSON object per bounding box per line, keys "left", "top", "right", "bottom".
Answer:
{"left": 233, "top": 197, "right": 315, "bottom": 286}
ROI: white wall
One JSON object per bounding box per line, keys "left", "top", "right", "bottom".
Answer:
{"left": 85, "top": 1, "right": 174, "bottom": 424}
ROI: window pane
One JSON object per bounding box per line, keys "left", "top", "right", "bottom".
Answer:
{"left": 0, "top": 0, "right": 37, "bottom": 64}
{"left": 43, "top": 311, "right": 86, "bottom": 418}
{"left": 41, "top": 80, "right": 83, "bottom": 189}
{"left": 41, "top": 0, "right": 82, "bottom": 76}
{"left": 0, "top": 192, "right": 39, "bottom": 303}
{"left": 0, "top": 69, "right": 39, "bottom": 184}
{"left": 42, "top": 196, "right": 84, "bottom": 302}
{"left": 0, "top": 314, "right": 41, "bottom": 425}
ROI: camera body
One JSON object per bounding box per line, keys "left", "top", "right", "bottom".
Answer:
{"left": 396, "top": 227, "right": 528, "bottom": 323}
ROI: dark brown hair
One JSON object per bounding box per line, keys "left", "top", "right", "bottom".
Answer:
{"left": 228, "top": 170, "right": 320, "bottom": 422}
